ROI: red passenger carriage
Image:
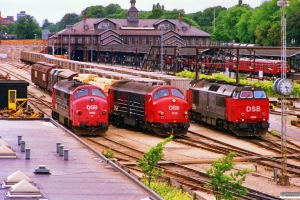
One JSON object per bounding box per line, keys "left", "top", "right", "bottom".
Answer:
{"left": 52, "top": 80, "right": 109, "bottom": 136}
{"left": 108, "top": 81, "right": 190, "bottom": 136}
{"left": 224, "top": 58, "right": 290, "bottom": 76}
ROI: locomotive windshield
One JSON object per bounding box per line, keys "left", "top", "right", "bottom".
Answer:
{"left": 92, "top": 88, "right": 106, "bottom": 98}
{"left": 74, "top": 88, "right": 89, "bottom": 99}
{"left": 154, "top": 89, "right": 169, "bottom": 99}
{"left": 239, "top": 91, "right": 267, "bottom": 98}
{"left": 254, "top": 91, "right": 266, "bottom": 98}
{"left": 240, "top": 91, "right": 253, "bottom": 98}
{"left": 171, "top": 88, "right": 184, "bottom": 99}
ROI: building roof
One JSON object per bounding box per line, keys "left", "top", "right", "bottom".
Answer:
{"left": 53, "top": 18, "right": 210, "bottom": 38}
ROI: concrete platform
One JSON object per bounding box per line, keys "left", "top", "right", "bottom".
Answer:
{"left": 0, "top": 119, "right": 156, "bottom": 200}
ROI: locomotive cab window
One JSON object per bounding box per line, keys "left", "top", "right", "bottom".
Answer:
{"left": 254, "top": 91, "right": 266, "bottom": 98}
{"left": 92, "top": 88, "right": 105, "bottom": 99}
{"left": 154, "top": 89, "right": 169, "bottom": 100}
{"left": 75, "top": 88, "right": 89, "bottom": 99}
{"left": 240, "top": 91, "right": 253, "bottom": 98}
{"left": 171, "top": 88, "right": 184, "bottom": 99}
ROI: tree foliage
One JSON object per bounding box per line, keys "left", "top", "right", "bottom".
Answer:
{"left": 14, "top": 15, "right": 41, "bottom": 39}
{"left": 206, "top": 152, "right": 251, "bottom": 200}
{"left": 4, "top": 0, "right": 300, "bottom": 45}
{"left": 136, "top": 135, "right": 173, "bottom": 186}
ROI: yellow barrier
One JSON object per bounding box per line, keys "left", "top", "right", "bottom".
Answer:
{"left": 0, "top": 40, "right": 47, "bottom": 45}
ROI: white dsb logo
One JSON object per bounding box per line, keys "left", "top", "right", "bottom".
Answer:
{"left": 87, "top": 105, "right": 98, "bottom": 110}
{"left": 169, "top": 105, "right": 180, "bottom": 110}
{"left": 246, "top": 106, "right": 260, "bottom": 112}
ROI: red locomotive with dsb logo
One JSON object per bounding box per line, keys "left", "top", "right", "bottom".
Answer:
{"left": 108, "top": 81, "right": 190, "bottom": 136}
{"left": 186, "top": 79, "right": 269, "bottom": 136}
{"left": 52, "top": 79, "right": 109, "bottom": 136}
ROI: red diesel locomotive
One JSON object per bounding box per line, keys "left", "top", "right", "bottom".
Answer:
{"left": 186, "top": 79, "right": 269, "bottom": 136}
{"left": 108, "top": 81, "right": 190, "bottom": 136}
{"left": 52, "top": 79, "right": 109, "bottom": 136}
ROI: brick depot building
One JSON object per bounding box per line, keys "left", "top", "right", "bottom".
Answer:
{"left": 48, "top": 0, "right": 210, "bottom": 68}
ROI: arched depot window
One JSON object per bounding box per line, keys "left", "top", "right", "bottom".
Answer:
{"left": 92, "top": 88, "right": 106, "bottom": 98}
{"left": 171, "top": 88, "right": 184, "bottom": 99}
{"left": 75, "top": 88, "right": 89, "bottom": 99}
{"left": 154, "top": 89, "right": 169, "bottom": 100}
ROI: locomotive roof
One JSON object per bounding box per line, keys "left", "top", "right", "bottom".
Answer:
{"left": 57, "top": 69, "right": 78, "bottom": 79}
{"left": 189, "top": 79, "right": 238, "bottom": 96}
{"left": 189, "top": 79, "right": 265, "bottom": 96}
{"left": 53, "top": 79, "right": 88, "bottom": 93}
{"left": 110, "top": 81, "right": 165, "bottom": 95}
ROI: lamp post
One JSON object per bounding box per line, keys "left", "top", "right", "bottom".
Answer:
{"left": 68, "top": 30, "right": 71, "bottom": 60}
{"left": 91, "top": 28, "right": 94, "bottom": 62}
{"left": 60, "top": 34, "right": 62, "bottom": 55}
{"left": 52, "top": 37, "right": 55, "bottom": 56}
{"left": 160, "top": 32, "right": 164, "bottom": 73}
{"left": 34, "top": 33, "right": 37, "bottom": 51}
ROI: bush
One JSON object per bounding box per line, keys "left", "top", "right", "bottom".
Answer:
{"left": 102, "top": 148, "right": 115, "bottom": 159}
{"left": 142, "top": 179, "right": 192, "bottom": 200}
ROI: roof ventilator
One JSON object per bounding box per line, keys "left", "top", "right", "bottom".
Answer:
{"left": 5, "top": 179, "right": 42, "bottom": 198}
{"left": 0, "top": 145, "right": 17, "bottom": 158}
{"left": 2, "top": 170, "right": 33, "bottom": 188}
{"left": 34, "top": 165, "right": 51, "bottom": 174}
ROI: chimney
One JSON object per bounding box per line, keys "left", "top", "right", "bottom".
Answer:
{"left": 83, "top": 12, "right": 87, "bottom": 21}
{"left": 178, "top": 13, "right": 182, "bottom": 21}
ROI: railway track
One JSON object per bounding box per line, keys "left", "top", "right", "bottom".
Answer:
{"left": 84, "top": 129, "right": 281, "bottom": 199}
{"left": 0, "top": 62, "right": 296, "bottom": 199}
{"left": 176, "top": 130, "right": 300, "bottom": 178}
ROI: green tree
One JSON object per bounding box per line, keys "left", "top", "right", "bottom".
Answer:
{"left": 188, "top": 6, "right": 226, "bottom": 33}
{"left": 136, "top": 135, "right": 173, "bottom": 186}
{"left": 56, "top": 13, "right": 80, "bottom": 31}
{"left": 14, "top": 15, "right": 41, "bottom": 39}
{"left": 106, "top": 4, "right": 123, "bottom": 16}
{"left": 148, "top": 8, "right": 164, "bottom": 19}
{"left": 222, "top": 5, "right": 252, "bottom": 43}
{"left": 248, "top": 0, "right": 280, "bottom": 45}
{"left": 206, "top": 152, "right": 251, "bottom": 200}
{"left": 286, "top": 0, "right": 300, "bottom": 46}
{"left": 236, "top": 10, "right": 254, "bottom": 43}
{"left": 84, "top": 6, "right": 106, "bottom": 18}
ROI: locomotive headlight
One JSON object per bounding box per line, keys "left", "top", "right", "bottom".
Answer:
{"left": 184, "top": 111, "right": 188, "bottom": 115}
{"left": 158, "top": 111, "right": 164, "bottom": 116}
{"left": 172, "top": 99, "right": 176, "bottom": 103}
{"left": 90, "top": 98, "right": 95, "bottom": 102}
{"left": 76, "top": 110, "right": 82, "bottom": 115}
{"left": 102, "top": 110, "right": 107, "bottom": 115}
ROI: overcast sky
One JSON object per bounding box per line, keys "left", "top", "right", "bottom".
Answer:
{"left": 0, "top": 0, "right": 265, "bottom": 26}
